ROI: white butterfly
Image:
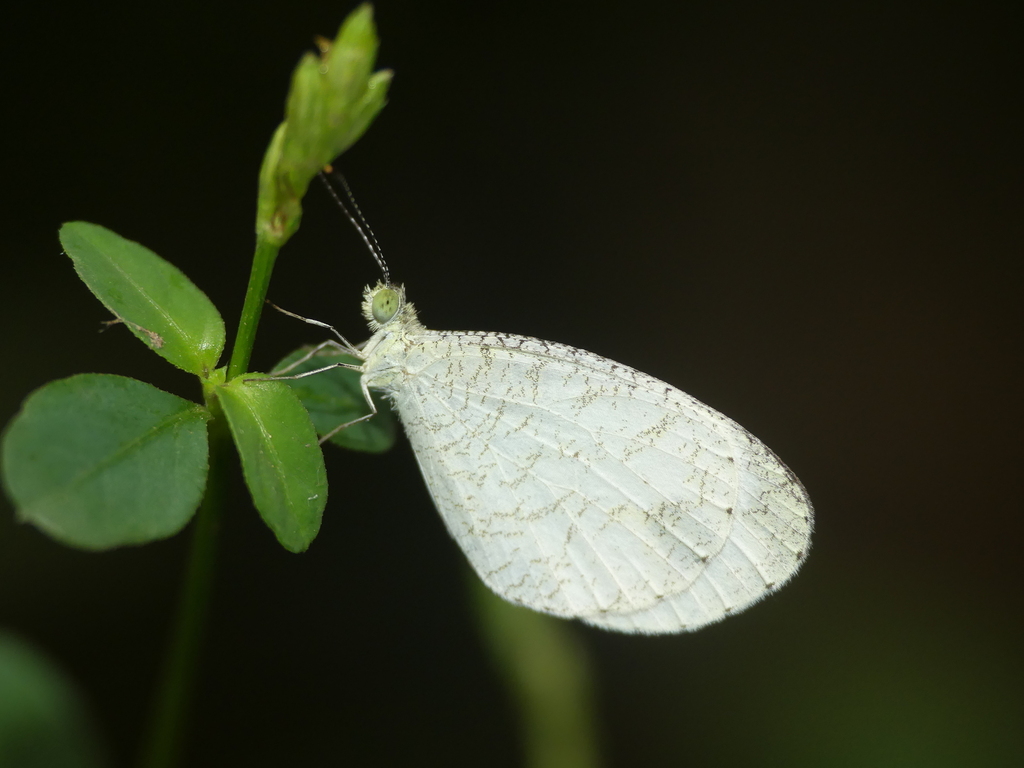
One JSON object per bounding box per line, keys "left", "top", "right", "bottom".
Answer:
{"left": 283, "top": 280, "right": 813, "bottom": 634}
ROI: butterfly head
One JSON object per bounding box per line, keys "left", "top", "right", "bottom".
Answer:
{"left": 362, "top": 281, "right": 419, "bottom": 333}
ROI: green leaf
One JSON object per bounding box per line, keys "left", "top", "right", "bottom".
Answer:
{"left": 256, "top": 3, "right": 392, "bottom": 244}
{"left": 218, "top": 375, "right": 326, "bottom": 552}
{"left": 0, "top": 374, "right": 209, "bottom": 550}
{"left": 59, "top": 222, "right": 226, "bottom": 377}
{"left": 273, "top": 346, "right": 396, "bottom": 453}
{"left": 0, "top": 632, "right": 108, "bottom": 768}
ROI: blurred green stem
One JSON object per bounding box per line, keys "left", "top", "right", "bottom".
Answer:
{"left": 137, "top": 417, "right": 229, "bottom": 768}
{"left": 471, "top": 577, "right": 602, "bottom": 768}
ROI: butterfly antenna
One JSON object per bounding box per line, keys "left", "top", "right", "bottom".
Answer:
{"left": 318, "top": 169, "right": 391, "bottom": 285}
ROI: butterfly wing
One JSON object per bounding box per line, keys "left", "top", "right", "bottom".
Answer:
{"left": 380, "top": 330, "right": 812, "bottom": 634}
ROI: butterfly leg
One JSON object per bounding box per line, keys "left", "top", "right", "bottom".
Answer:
{"left": 270, "top": 339, "right": 354, "bottom": 376}
{"left": 261, "top": 356, "right": 362, "bottom": 382}
{"left": 317, "top": 377, "right": 378, "bottom": 445}
{"left": 266, "top": 301, "right": 361, "bottom": 355}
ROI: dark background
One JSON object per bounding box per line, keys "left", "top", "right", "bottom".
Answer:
{"left": 2, "top": 1, "right": 1021, "bottom": 766}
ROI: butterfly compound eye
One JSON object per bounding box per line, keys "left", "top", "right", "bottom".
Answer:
{"left": 372, "top": 287, "right": 401, "bottom": 324}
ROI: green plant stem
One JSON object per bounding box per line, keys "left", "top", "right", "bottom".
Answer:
{"left": 137, "top": 418, "right": 230, "bottom": 768}
{"left": 227, "top": 233, "right": 282, "bottom": 379}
